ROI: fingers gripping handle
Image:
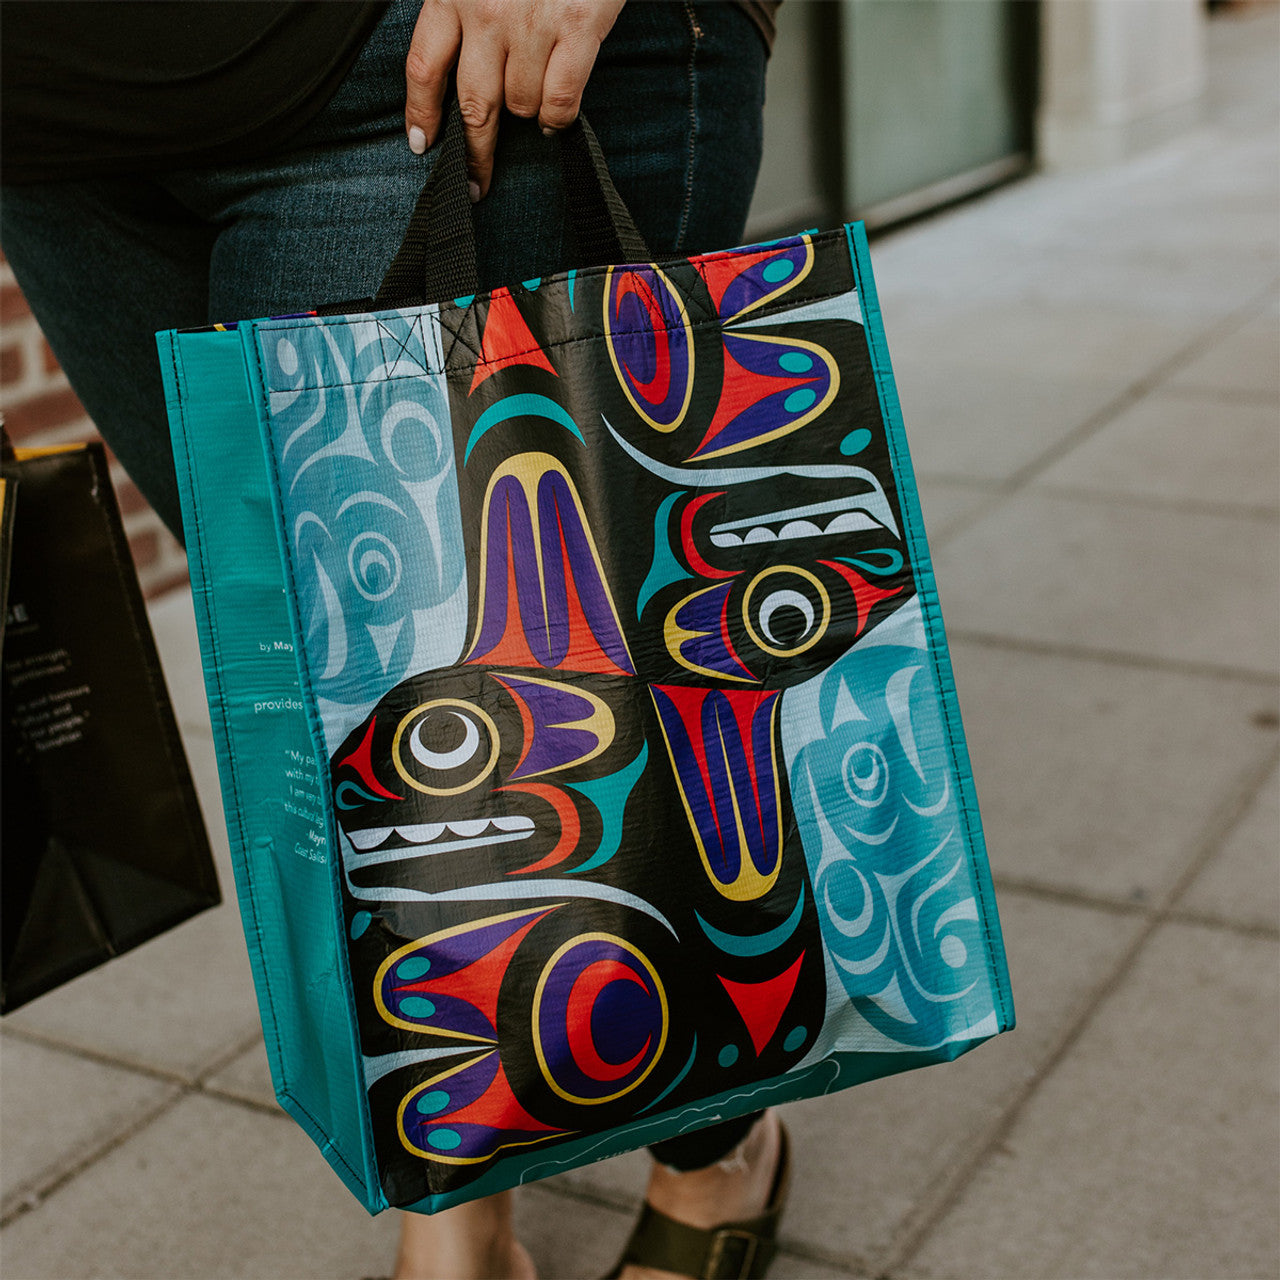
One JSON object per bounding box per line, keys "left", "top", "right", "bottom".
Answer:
{"left": 373, "top": 102, "right": 650, "bottom": 309}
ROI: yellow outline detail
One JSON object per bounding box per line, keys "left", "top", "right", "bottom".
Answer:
{"left": 465, "top": 452, "right": 635, "bottom": 671}
{"left": 604, "top": 265, "right": 695, "bottom": 434}
{"left": 373, "top": 905, "right": 563, "bottom": 1035}
{"left": 392, "top": 699, "right": 501, "bottom": 797}
{"left": 493, "top": 671, "right": 616, "bottom": 776}
{"left": 650, "top": 689, "right": 783, "bottom": 903}
{"left": 719, "top": 235, "right": 816, "bottom": 324}
{"left": 532, "top": 933, "right": 668, "bottom": 1105}
{"left": 691, "top": 332, "right": 841, "bottom": 461}
{"left": 396, "top": 1050, "right": 569, "bottom": 1164}
{"left": 742, "top": 565, "right": 831, "bottom": 659}
{"left": 663, "top": 584, "right": 758, "bottom": 685}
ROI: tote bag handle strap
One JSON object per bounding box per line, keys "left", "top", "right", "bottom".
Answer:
{"left": 372, "top": 100, "right": 650, "bottom": 310}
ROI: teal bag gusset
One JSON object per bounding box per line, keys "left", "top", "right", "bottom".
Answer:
{"left": 159, "top": 215, "right": 1014, "bottom": 1215}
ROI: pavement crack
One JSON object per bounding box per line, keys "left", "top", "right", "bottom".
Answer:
{"left": 0, "top": 1084, "right": 186, "bottom": 1229}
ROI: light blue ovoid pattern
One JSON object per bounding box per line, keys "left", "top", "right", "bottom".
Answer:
{"left": 255, "top": 310, "right": 468, "bottom": 749}
{"left": 781, "top": 598, "right": 1002, "bottom": 1057}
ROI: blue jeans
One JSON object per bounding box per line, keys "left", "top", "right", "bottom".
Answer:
{"left": 1, "top": 0, "right": 768, "bottom": 1175}
{"left": 1, "top": 0, "right": 766, "bottom": 538}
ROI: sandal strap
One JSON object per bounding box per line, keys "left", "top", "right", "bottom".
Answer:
{"left": 619, "top": 1203, "right": 780, "bottom": 1280}
{"left": 610, "top": 1125, "right": 791, "bottom": 1280}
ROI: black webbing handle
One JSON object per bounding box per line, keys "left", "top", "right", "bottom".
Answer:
{"left": 563, "top": 113, "right": 650, "bottom": 269}
{"left": 372, "top": 102, "right": 650, "bottom": 310}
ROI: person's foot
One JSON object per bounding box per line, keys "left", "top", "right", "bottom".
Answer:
{"left": 393, "top": 1190, "right": 538, "bottom": 1280}
{"left": 619, "top": 1109, "right": 783, "bottom": 1280}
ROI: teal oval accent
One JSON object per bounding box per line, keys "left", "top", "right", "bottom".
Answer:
{"left": 778, "top": 351, "right": 813, "bottom": 374}
{"left": 784, "top": 389, "right": 816, "bottom": 414}
{"left": 522, "top": 277, "right": 542, "bottom": 291}
{"left": 718, "top": 1044, "right": 739, "bottom": 1068}
{"left": 415, "top": 1090, "right": 450, "bottom": 1116}
{"left": 427, "top": 1128, "right": 462, "bottom": 1151}
{"left": 762, "top": 259, "right": 795, "bottom": 283}
{"left": 840, "top": 428, "right": 872, "bottom": 456}
{"left": 399, "top": 996, "right": 436, "bottom": 1018}
{"left": 783, "top": 1026, "right": 807, "bottom": 1053}
{"left": 453, "top": 295, "right": 475, "bottom": 310}
{"left": 349, "top": 911, "right": 372, "bottom": 940}
{"left": 397, "top": 958, "right": 431, "bottom": 981}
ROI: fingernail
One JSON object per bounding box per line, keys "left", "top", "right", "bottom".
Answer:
{"left": 408, "top": 126, "right": 427, "bottom": 155}
{"left": 541, "top": 126, "right": 556, "bottom": 138}
{"left": 468, "top": 179, "right": 481, "bottom": 203}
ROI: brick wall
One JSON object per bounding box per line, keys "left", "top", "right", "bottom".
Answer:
{"left": 0, "top": 253, "right": 189, "bottom": 598}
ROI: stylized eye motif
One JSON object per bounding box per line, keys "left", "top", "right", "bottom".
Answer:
{"left": 841, "top": 743, "right": 890, "bottom": 809}
{"left": 743, "top": 566, "right": 830, "bottom": 658}
{"left": 758, "top": 589, "right": 815, "bottom": 647}
{"left": 392, "top": 700, "right": 499, "bottom": 796}
{"left": 347, "top": 530, "right": 402, "bottom": 602}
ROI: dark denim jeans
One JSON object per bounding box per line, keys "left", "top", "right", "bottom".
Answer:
{"left": 1, "top": 0, "right": 768, "bottom": 1176}
{"left": 1, "top": 0, "right": 767, "bottom": 539}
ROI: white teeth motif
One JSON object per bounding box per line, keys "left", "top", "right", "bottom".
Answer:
{"left": 825, "top": 511, "right": 880, "bottom": 535}
{"left": 347, "top": 826, "right": 392, "bottom": 850}
{"left": 779, "top": 519, "right": 823, "bottom": 540}
{"left": 709, "top": 509, "right": 884, "bottom": 548}
{"left": 346, "top": 814, "right": 537, "bottom": 854}
{"left": 397, "top": 823, "right": 445, "bottom": 844}
{"left": 492, "top": 815, "right": 535, "bottom": 832}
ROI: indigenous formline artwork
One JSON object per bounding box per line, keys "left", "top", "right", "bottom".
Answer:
{"left": 248, "top": 229, "right": 1010, "bottom": 1206}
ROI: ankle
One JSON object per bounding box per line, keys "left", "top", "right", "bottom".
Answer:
{"left": 646, "top": 1111, "right": 780, "bottom": 1227}
{"left": 394, "top": 1192, "right": 527, "bottom": 1280}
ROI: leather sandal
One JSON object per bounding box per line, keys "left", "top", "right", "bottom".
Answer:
{"left": 603, "top": 1123, "right": 791, "bottom": 1280}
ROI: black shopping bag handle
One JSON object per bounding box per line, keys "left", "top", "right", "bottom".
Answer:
{"left": 371, "top": 100, "right": 650, "bottom": 310}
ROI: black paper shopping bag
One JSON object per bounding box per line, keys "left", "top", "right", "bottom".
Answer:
{"left": 1, "top": 432, "right": 219, "bottom": 1014}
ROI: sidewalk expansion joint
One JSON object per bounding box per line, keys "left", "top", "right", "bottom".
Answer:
{"left": 983, "top": 276, "right": 1280, "bottom": 500}
{"left": 993, "top": 874, "right": 1280, "bottom": 941}
{"left": 1027, "top": 483, "right": 1280, "bottom": 524}
{"left": 870, "top": 743, "right": 1280, "bottom": 1278}
{"left": 946, "top": 627, "right": 1280, "bottom": 689}
{"left": 0, "top": 1028, "right": 264, "bottom": 1229}
{"left": 1161, "top": 906, "right": 1280, "bottom": 942}
{"left": 196, "top": 1081, "right": 287, "bottom": 1119}
{"left": 0, "top": 1025, "right": 195, "bottom": 1088}
{"left": 0, "top": 1085, "right": 185, "bottom": 1229}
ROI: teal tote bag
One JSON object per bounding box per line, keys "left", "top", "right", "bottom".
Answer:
{"left": 158, "top": 116, "right": 1014, "bottom": 1215}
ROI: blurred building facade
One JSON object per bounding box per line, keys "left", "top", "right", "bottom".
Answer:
{"left": 747, "top": 0, "right": 1207, "bottom": 235}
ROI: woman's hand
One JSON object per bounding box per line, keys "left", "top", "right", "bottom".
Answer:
{"left": 405, "top": 0, "right": 627, "bottom": 200}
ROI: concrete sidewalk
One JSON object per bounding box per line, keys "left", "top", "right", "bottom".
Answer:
{"left": 3, "top": 8, "right": 1277, "bottom": 1278}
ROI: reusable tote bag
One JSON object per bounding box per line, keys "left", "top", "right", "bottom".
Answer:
{"left": 158, "top": 116, "right": 1013, "bottom": 1215}
{"left": 1, "top": 430, "right": 220, "bottom": 1013}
